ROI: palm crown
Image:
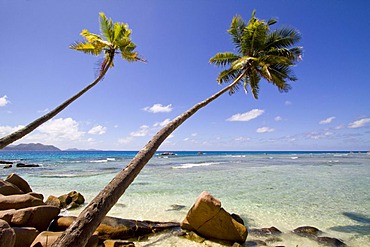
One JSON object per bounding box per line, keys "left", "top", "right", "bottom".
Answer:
{"left": 70, "top": 12, "right": 144, "bottom": 74}
{"left": 210, "top": 10, "right": 302, "bottom": 99}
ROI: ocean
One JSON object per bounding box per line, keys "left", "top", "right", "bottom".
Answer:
{"left": 0, "top": 150, "right": 369, "bottom": 246}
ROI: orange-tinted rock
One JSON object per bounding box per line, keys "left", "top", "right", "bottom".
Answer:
{"left": 181, "top": 191, "right": 248, "bottom": 244}
{"left": 13, "top": 227, "right": 39, "bottom": 247}
{"left": 0, "top": 179, "right": 24, "bottom": 195}
{"left": 5, "top": 173, "right": 32, "bottom": 193}
{"left": 0, "top": 194, "right": 45, "bottom": 210}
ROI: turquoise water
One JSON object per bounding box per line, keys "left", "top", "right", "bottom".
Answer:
{"left": 1, "top": 151, "right": 369, "bottom": 246}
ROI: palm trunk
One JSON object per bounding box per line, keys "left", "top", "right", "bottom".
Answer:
{"left": 0, "top": 57, "right": 114, "bottom": 150}
{"left": 52, "top": 73, "right": 245, "bottom": 247}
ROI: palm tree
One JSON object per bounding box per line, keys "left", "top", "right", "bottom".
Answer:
{"left": 0, "top": 12, "right": 143, "bottom": 150}
{"left": 52, "top": 11, "right": 302, "bottom": 246}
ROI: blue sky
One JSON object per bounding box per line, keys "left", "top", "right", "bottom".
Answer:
{"left": 1, "top": 1, "right": 369, "bottom": 151}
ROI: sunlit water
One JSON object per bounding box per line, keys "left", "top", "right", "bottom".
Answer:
{"left": 1, "top": 151, "right": 369, "bottom": 246}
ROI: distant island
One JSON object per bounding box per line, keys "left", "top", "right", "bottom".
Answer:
{"left": 1, "top": 143, "right": 61, "bottom": 151}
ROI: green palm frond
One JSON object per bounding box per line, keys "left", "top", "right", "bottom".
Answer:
{"left": 210, "top": 52, "right": 240, "bottom": 67}
{"left": 99, "top": 12, "right": 114, "bottom": 43}
{"left": 228, "top": 15, "right": 246, "bottom": 51}
{"left": 70, "top": 41, "right": 103, "bottom": 56}
{"left": 248, "top": 68, "right": 261, "bottom": 99}
{"left": 217, "top": 67, "right": 239, "bottom": 85}
{"left": 242, "top": 16, "right": 269, "bottom": 55}
{"left": 265, "top": 27, "right": 301, "bottom": 50}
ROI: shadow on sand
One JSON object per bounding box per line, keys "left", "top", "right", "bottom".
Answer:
{"left": 330, "top": 212, "right": 370, "bottom": 235}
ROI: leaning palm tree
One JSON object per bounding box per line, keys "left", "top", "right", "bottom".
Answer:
{"left": 53, "top": 10, "right": 302, "bottom": 246}
{"left": 0, "top": 12, "right": 143, "bottom": 149}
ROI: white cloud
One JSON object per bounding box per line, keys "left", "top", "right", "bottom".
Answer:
{"left": 285, "top": 101, "right": 292, "bottom": 106}
{"left": 143, "top": 104, "right": 173, "bottom": 113}
{"left": 0, "top": 95, "right": 10, "bottom": 107}
{"left": 227, "top": 109, "right": 264, "bottom": 122}
{"left": 319, "top": 116, "right": 335, "bottom": 124}
{"left": 0, "top": 125, "right": 24, "bottom": 136}
{"left": 36, "top": 118, "right": 84, "bottom": 140}
{"left": 88, "top": 125, "right": 107, "bottom": 135}
{"left": 348, "top": 118, "right": 370, "bottom": 129}
{"left": 154, "top": 118, "right": 171, "bottom": 127}
{"left": 191, "top": 133, "right": 197, "bottom": 137}
{"left": 256, "top": 127, "right": 275, "bottom": 133}
{"left": 274, "top": 116, "right": 283, "bottom": 122}
{"left": 130, "top": 125, "right": 150, "bottom": 137}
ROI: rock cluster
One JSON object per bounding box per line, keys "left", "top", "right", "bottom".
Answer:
{"left": 45, "top": 191, "right": 85, "bottom": 210}
{"left": 1, "top": 161, "right": 41, "bottom": 169}
{"left": 0, "top": 173, "right": 61, "bottom": 247}
{"left": 0, "top": 173, "right": 179, "bottom": 247}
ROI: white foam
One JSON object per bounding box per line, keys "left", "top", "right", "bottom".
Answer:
{"left": 172, "top": 162, "right": 221, "bottom": 169}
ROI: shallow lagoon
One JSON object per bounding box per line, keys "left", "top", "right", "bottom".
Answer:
{"left": 1, "top": 151, "right": 369, "bottom": 246}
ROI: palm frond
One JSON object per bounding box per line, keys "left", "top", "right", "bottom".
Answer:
{"left": 69, "top": 41, "right": 103, "bottom": 56}
{"left": 267, "top": 18, "right": 277, "bottom": 26}
{"left": 228, "top": 15, "right": 245, "bottom": 51}
{"left": 113, "top": 22, "right": 130, "bottom": 44}
{"left": 265, "top": 27, "right": 301, "bottom": 50}
{"left": 210, "top": 52, "right": 240, "bottom": 67}
{"left": 80, "top": 29, "right": 110, "bottom": 51}
{"left": 217, "top": 67, "right": 239, "bottom": 85}
{"left": 242, "top": 15, "right": 269, "bottom": 55}
{"left": 99, "top": 12, "right": 114, "bottom": 43}
{"left": 249, "top": 69, "right": 261, "bottom": 99}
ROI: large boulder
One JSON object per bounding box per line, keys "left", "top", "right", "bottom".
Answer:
{"left": 13, "top": 227, "right": 39, "bottom": 247}
{"left": 0, "top": 179, "right": 24, "bottom": 195}
{"left": 50, "top": 215, "right": 179, "bottom": 241}
{"left": 30, "top": 231, "right": 98, "bottom": 247}
{"left": 0, "top": 193, "right": 45, "bottom": 210}
{"left": 5, "top": 173, "right": 32, "bottom": 193}
{"left": 0, "top": 219, "right": 16, "bottom": 247}
{"left": 0, "top": 205, "right": 60, "bottom": 231}
{"left": 181, "top": 191, "right": 248, "bottom": 244}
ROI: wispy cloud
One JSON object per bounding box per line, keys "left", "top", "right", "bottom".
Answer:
{"left": 0, "top": 95, "right": 10, "bottom": 107}
{"left": 130, "top": 125, "right": 150, "bottom": 137}
{"left": 274, "top": 116, "right": 283, "bottom": 122}
{"left": 88, "top": 125, "right": 107, "bottom": 135}
{"left": 227, "top": 109, "right": 264, "bottom": 122}
{"left": 348, "top": 118, "right": 370, "bottom": 129}
{"left": 307, "top": 131, "right": 333, "bottom": 140}
{"left": 153, "top": 118, "right": 171, "bottom": 127}
{"left": 143, "top": 104, "right": 173, "bottom": 113}
{"left": 256, "top": 127, "right": 275, "bottom": 133}
{"left": 319, "top": 116, "right": 335, "bottom": 124}
{"left": 285, "top": 100, "right": 292, "bottom": 106}
{"left": 118, "top": 118, "right": 173, "bottom": 144}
